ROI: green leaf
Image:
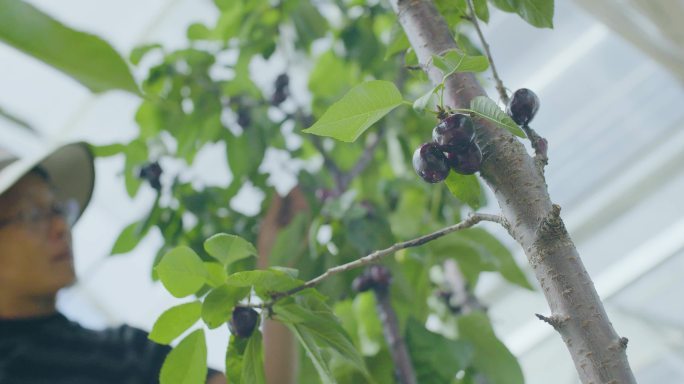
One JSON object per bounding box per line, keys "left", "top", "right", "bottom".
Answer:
{"left": 473, "top": 0, "right": 490, "bottom": 23}
{"left": 201, "top": 284, "right": 250, "bottom": 329}
{"left": 343, "top": 210, "right": 395, "bottom": 255}
{"left": 243, "top": 331, "right": 267, "bottom": 384}
{"left": 429, "top": 228, "right": 531, "bottom": 289}
{"left": 149, "top": 301, "right": 202, "bottom": 345}
{"left": 309, "top": 51, "right": 358, "bottom": 102}
{"left": 515, "top": 0, "right": 554, "bottom": 28}
{"left": 123, "top": 139, "right": 148, "bottom": 197}
{"left": 266, "top": 213, "right": 309, "bottom": 266}
{"left": 0, "top": 0, "right": 139, "bottom": 94}
{"left": 226, "top": 270, "right": 302, "bottom": 298}
{"left": 187, "top": 23, "right": 212, "bottom": 40}
{"left": 488, "top": 0, "right": 516, "bottom": 12}
{"left": 488, "top": 0, "right": 554, "bottom": 28}
{"left": 405, "top": 318, "right": 473, "bottom": 384}
{"left": 445, "top": 173, "right": 482, "bottom": 210}
{"left": 384, "top": 28, "right": 410, "bottom": 59}
{"left": 457, "top": 312, "right": 524, "bottom": 384}
{"left": 269, "top": 266, "right": 300, "bottom": 278}
{"left": 89, "top": 143, "right": 125, "bottom": 158}
{"left": 432, "top": 49, "right": 489, "bottom": 75}
{"left": 389, "top": 187, "right": 429, "bottom": 238}
{"left": 204, "top": 261, "right": 228, "bottom": 287}
{"left": 289, "top": 322, "right": 336, "bottom": 384}
{"left": 129, "top": 43, "right": 162, "bottom": 65}
{"left": 204, "top": 233, "right": 258, "bottom": 266}
{"left": 226, "top": 335, "right": 249, "bottom": 383}
{"left": 135, "top": 100, "right": 162, "bottom": 139}
{"left": 275, "top": 297, "right": 366, "bottom": 375}
{"left": 155, "top": 246, "right": 208, "bottom": 298}
{"left": 462, "top": 229, "right": 533, "bottom": 289}
{"left": 159, "top": 329, "right": 208, "bottom": 384}
{"left": 303, "top": 80, "right": 402, "bottom": 143}
{"left": 469, "top": 96, "right": 525, "bottom": 138}
{"left": 291, "top": 0, "right": 328, "bottom": 50}
{"left": 352, "top": 293, "right": 384, "bottom": 356}
{"left": 413, "top": 84, "right": 443, "bottom": 112}
{"left": 109, "top": 221, "right": 141, "bottom": 255}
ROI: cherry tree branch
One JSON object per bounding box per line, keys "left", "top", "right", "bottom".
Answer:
{"left": 267, "top": 212, "right": 506, "bottom": 302}
{"left": 374, "top": 285, "right": 417, "bottom": 384}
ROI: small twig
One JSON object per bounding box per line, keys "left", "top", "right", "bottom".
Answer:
{"left": 464, "top": 0, "right": 509, "bottom": 105}
{"left": 521, "top": 125, "right": 548, "bottom": 173}
{"left": 375, "top": 287, "right": 417, "bottom": 384}
{"left": 269, "top": 212, "right": 505, "bottom": 301}
{"left": 339, "top": 127, "right": 386, "bottom": 191}
{"left": 535, "top": 313, "right": 568, "bottom": 331}
{"left": 309, "top": 136, "right": 345, "bottom": 194}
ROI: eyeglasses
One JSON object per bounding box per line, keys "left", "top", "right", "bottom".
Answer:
{"left": 0, "top": 199, "right": 80, "bottom": 232}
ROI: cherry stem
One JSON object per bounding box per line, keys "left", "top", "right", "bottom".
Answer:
{"left": 465, "top": 0, "right": 509, "bottom": 105}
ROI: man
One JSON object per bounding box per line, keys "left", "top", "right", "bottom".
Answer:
{"left": 0, "top": 142, "right": 225, "bottom": 384}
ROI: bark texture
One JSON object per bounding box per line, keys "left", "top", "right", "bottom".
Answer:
{"left": 389, "top": 1, "right": 637, "bottom": 383}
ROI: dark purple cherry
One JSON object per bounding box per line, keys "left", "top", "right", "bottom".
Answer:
{"left": 352, "top": 273, "right": 374, "bottom": 293}
{"left": 506, "top": 88, "right": 540, "bottom": 126}
{"left": 229, "top": 306, "right": 259, "bottom": 338}
{"left": 432, "top": 113, "right": 475, "bottom": 150}
{"left": 446, "top": 143, "right": 482, "bottom": 175}
{"left": 138, "top": 161, "right": 163, "bottom": 191}
{"left": 275, "top": 73, "right": 289, "bottom": 91}
{"left": 237, "top": 106, "right": 251, "bottom": 128}
{"left": 369, "top": 265, "right": 392, "bottom": 290}
{"left": 412, "top": 142, "right": 450, "bottom": 183}
{"left": 270, "top": 89, "right": 287, "bottom": 106}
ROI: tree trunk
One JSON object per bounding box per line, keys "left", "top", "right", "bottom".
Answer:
{"left": 388, "top": 1, "right": 637, "bottom": 383}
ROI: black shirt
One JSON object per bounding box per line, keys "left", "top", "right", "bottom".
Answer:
{"left": 0, "top": 313, "right": 171, "bottom": 384}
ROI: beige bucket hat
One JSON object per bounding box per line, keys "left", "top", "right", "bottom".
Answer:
{"left": 0, "top": 142, "right": 95, "bottom": 223}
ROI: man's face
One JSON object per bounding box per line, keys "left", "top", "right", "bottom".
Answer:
{"left": 0, "top": 173, "right": 75, "bottom": 298}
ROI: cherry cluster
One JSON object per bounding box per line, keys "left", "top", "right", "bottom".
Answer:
{"left": 412, "top": 113, "right": 482, "bottom": 183}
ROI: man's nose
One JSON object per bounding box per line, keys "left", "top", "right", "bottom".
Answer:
{"left": 47, "top": 211, "right": 70, "bottom": 241}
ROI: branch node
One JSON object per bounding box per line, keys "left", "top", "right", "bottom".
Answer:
{"left": 522, "top": 125, "right": 548, "bottom": 173}
{"left": 537, "top": 204, "right": 567, "bottom": 240}
{"left": 619, "top": 337, "right": 629, "bottom": 350}
{"left": 535, "top": 313, "right": 567, "bottom": 330}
